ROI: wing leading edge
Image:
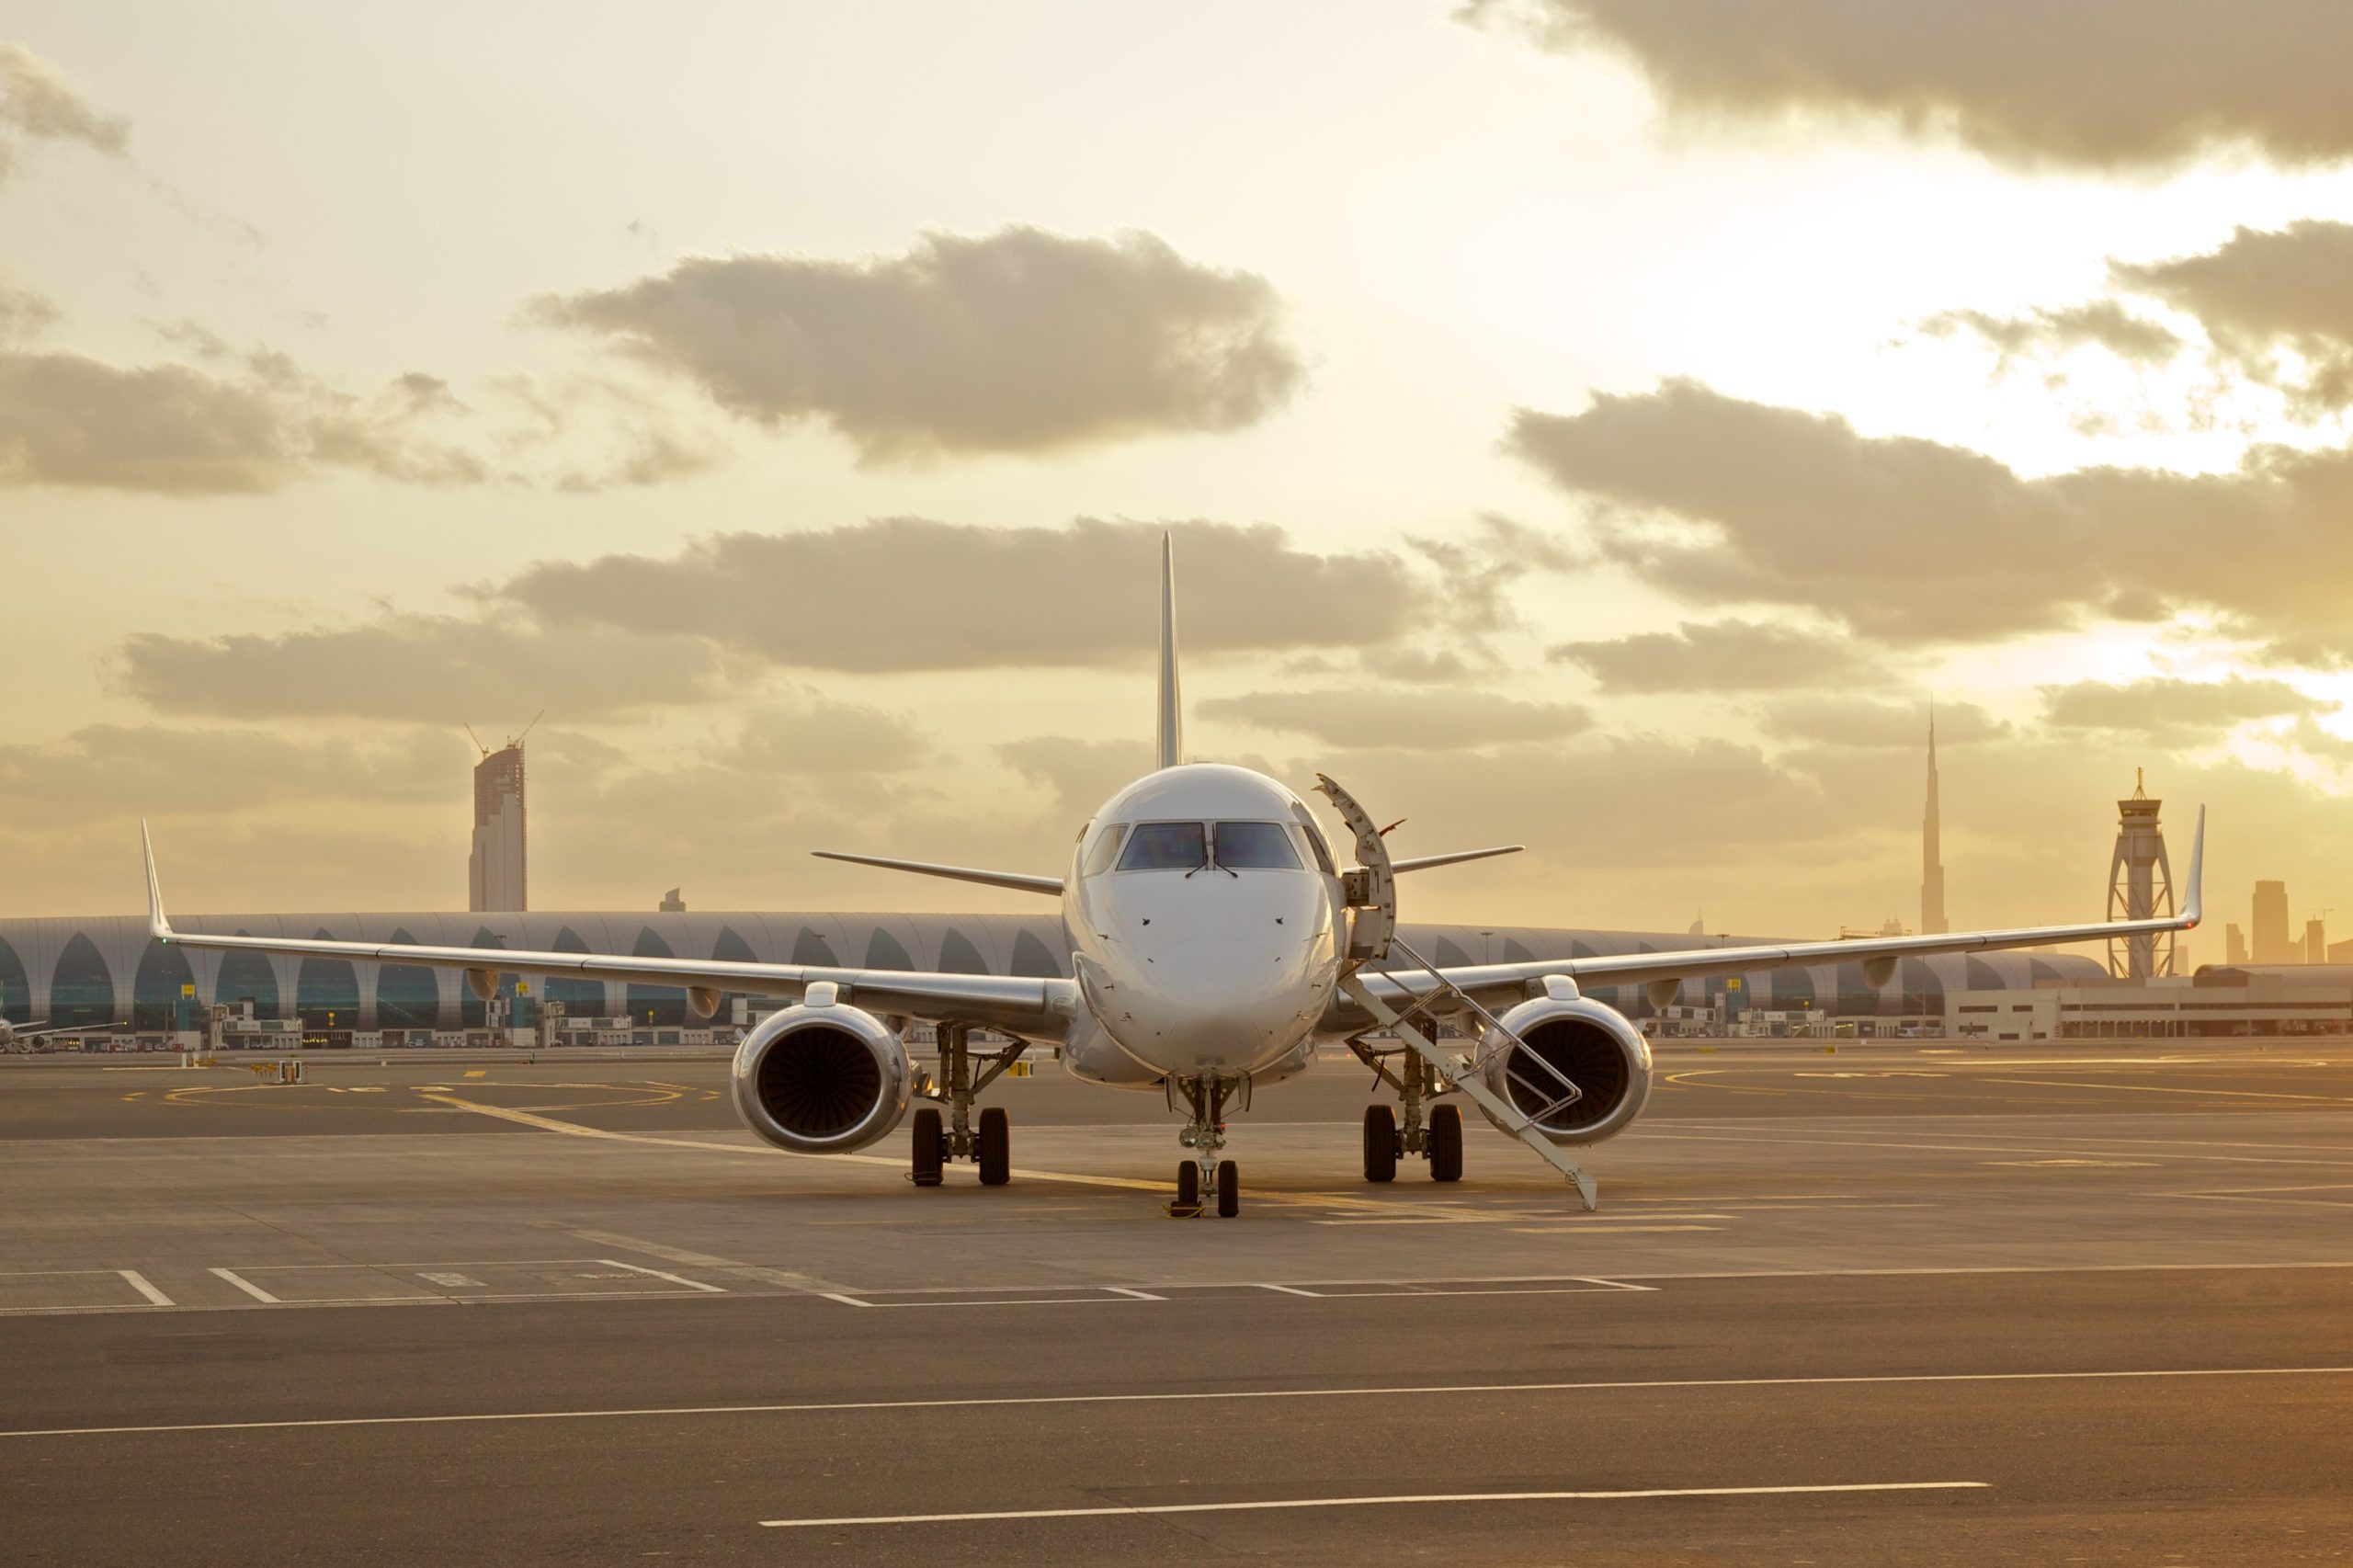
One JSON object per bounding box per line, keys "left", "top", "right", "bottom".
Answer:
{"left": 140, "top": 825, "right": 1080, "bottom": 1040}
{"left": 1385, "top": 806, "right": 2207, "bottom": 1010}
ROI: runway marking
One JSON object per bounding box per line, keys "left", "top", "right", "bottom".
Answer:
{"left": 757, "top": 1480, "right": 1991, "bottom": 1528}
{"left": 1985, "top": 1159, "right": 2159, "bottom": 1169}
{"left": 1104, "top": 1286, "right": 1165, "bottom": 1301}
{"left": 596, "top": 1259, "right": 725, "bottom": 1294}
{"left": 1255, "top": 1282, "right": 1321, "bottom": 1297}
{"left": 119, "top": 1270, "right": 172, "bottom": 1307}
{"left": 557, "top": 1229, "right": 852, "bottom": 1296}
{"left": 415, "top": 1091, "right": 1170, "bottom": 1194}
{"left": 1640, "top": 1128, "right": 2353, "bottom": 1171}
{"left": 1984, "top": 1075, "right": 2353, "bottom": 1105}
{"left": 208, "top": 1267, "right": 279, "bottom": 1304}
{"left": 11, "top": 1366, "right": 2347, "bottom": 1441}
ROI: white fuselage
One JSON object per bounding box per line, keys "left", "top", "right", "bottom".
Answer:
{"left": 1061, "top": 764, "right": 1347, "bottom": 1088}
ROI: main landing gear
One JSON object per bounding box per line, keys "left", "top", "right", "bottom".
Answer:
{"left": 1168, "top": 1074, "right": 1242, "bottom": 1218}
{"left": 1359, "top": 1045, "right": 1465, "bottom": 1184}
{"left": 909, "top": 1022, "right": 1019, "bottom": 1187}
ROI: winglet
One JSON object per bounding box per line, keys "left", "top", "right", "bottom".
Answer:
{"left": 1154, "top": 531, "right": 1182, "bottom": 771}
{"left": 2181, "top": 804, "right": 2205, "bottom": 928}
{"left": 141, "top": 820, "right": 172, "bottom": 941}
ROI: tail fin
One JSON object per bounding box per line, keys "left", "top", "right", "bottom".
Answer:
{"left": 1155, "top": 532, "right": 1183, "bottom": 770}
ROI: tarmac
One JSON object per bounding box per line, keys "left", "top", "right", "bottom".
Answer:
{"left": 5, "top": 1038, "right": 2352, "bottom": 1563}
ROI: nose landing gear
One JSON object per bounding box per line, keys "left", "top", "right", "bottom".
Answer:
{"left": 1167, "top": 1074, "right": 1243, "bottom": 1217}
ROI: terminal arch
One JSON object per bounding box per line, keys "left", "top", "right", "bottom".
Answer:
{"left": 1009, "top": 929, "right": 1063, "bottom": 978}
{"left": 545, "top": 927, "right": 604, "bottom": 1013}
{"left": 0, "top": 936, "right": 28, "bottom": 1022}
{"left": 626, "top": 927, "right": 686, "bottom": 1026}
{"left": 376, "top": 929, "right": 442, "bottom": 1030}
{"left": 132, "top": 938, "right": 199, "bottom": 1029}
{"left": 937, "top": 928, "right": 989, "bottom": 974}
{"left": 296, "top": 930, "right": 360, "bottom": 1028}
{"left": 790, "top": 927, "right": 839, "bottom": 967}
{"left": 215, "top": 941, "right": 279, "bottom": 1020}
{"left": 49, "top": 934, "right": 116, "bottom": 1026}
{"left": 459, "top": 927, "right": 514, "bottom": 1028}
{"left": 863, "top": 926, "right": 914, "bottom": 971}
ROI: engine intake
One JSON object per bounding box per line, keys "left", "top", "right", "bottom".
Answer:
{"left": 1479, "top": 994, "right": 1653, "bottom": 1146}
{"left": 730, "top": 1002, "right": 910, "bottom": 1154}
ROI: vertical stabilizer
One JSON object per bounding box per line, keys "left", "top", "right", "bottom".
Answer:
{"left": 1155, "top": 533, "right": 1183, "bottom": 770}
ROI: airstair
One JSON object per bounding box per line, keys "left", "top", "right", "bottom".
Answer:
{"left": 1316, "top": 775, "right": 1602, "bottom": 1210}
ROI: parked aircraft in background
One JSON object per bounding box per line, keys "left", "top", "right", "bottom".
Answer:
{"left": 0, "top": 1018, "right": 125, "bottom": 1051}
{"left": 141, "top": 539, "right": 2202, "bottom": 1217}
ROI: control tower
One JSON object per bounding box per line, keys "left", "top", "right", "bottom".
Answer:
{"left": 2106, "top": 769, "right": 2177, "bottom": 980}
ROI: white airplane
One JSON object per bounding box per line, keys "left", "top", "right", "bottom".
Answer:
{"left": 0, "top": 1017, "right": 125, "bottom": 1050}
{"left": 139, "top": 539, "right": 2202, "bottom": 1217}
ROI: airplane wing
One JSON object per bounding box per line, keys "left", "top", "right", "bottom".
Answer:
{"left": 1392, "top": 846, "right": 1522, "bottom": 875}
{"left": 1372, "top": 806, "right": 2206, "bottom": 1014}
{"left": 11, "top": 1020, "right": 126, "bottom": 1038}
{"left": 141, "top": 826, "right": 1081, "bottom": 1040}
{"left": 810, "top": 851, "right": 1063, "bottom": 896}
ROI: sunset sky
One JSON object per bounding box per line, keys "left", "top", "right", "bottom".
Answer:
{"left": 8, "top": 3, "right": 2353, "bottom": 952}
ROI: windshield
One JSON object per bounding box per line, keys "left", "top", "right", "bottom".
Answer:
{"left": 1213, "top": 821, "right": 1302, "bottom": 870}
{"left": 1118, "top": 821, "right": 1208, "bottom": 872}
{"left": 1082, "top": 824, "right": 1126, "bottom": 876}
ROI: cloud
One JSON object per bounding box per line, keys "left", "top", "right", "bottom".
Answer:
{"left": 531, "top": 226, "right": 1302, "bottom": 463}
{"left": 496, "top": 517, "right": 1434, "bottom": 672}
{"left": 996, "top": 736, "right": 1155, "bottom": 822}
{"left": 2041, "top": 676, "right": 2323, "bottom": 739}
{"left": 1461, "top": 0, "right": 2353, "bottom": 171}
{"left": 1198, "top": 688, "right": 1593, "bottom": 750}
{"left": 1550, "top": 619, "right": 1872, "bottom": 692}
{"left": 0, "top": 279, "right": 56, "bottom": 345}
{"left": 0, "top": 723, "right": 455, "bottom": 824}
{"left": 109, "top": 616, "right": 741, "bottom": 722}
{"left": 0, "top": 336, "right": 484, "bottom": 494}
{"left": 0, "top": 42, "right": 129, "bottom": 184}
{"left": 2112, "top": 221, "right": 2353, "bottom": 414}
{"left": 1506, "top": 378, "right": 2353, "bottom": 652}
{"left": 1919, "top": 301, "right": 2184, "bottom": 369}
{"left": 1761, "top": 696, "right": 2006, "bottom": 750}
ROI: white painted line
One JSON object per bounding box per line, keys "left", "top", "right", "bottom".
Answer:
{"left": 6, "top": 1365, "right": 2348, "bottom": 1441}
{"left": 758, "top": 1480, "right": 1991, "bottom": 1528}
{"left": 596, "top": 1260, "right": 725, "bottom": 1294}
{"left": 209, "top": 1267, "right": 279, "bottom": 1304}
{"left": 1254, "top": 1283, "right": 1323, "bottom": 1297}
{"left": 813, "top": 1291, "right": 874, "bottom": 1309}
{"left": 1579, "top": 1278, "right": 1659, "bottom": 1293}
{"left": 1104, "top": 1286, "right": 1165, "bottom": 1301}
{"left": 119, "top": 1270, "right": 173, "bottom": 1308}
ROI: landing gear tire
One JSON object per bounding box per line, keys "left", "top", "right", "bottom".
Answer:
{"left": 911, "top": 1108, "right": 945, "bottom": 1187}
{"left": 1428, "top": 1103, "right": 1463, "bottom": 1183}
{"left": 1176, "top": 1162, "right": 1199, "bottom": 1210}
{"left": 1363, "top": 1105, "right": 1397, "bottom": 1183}
{"left": 977, "top": 1106, "right": 1010, "bottom": 1187}
{"left": 1217, "top": 1159, "right": 1240, "bottom": 1218}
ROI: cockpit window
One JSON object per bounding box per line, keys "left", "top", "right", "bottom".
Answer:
{"left": 1289, "top": 806, "right": 1337, "bottom": 875}
{"left": 1212, "top": 821, "right": 1302, "bottom": 870}
{"left": 1117, "top": 821, "right": 1208, "bottom": 872}
{"left": 1082, "top": 824, "right": 1126, "bottom": 877}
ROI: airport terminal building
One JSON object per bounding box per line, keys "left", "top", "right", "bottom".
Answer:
{"left": 0, "top": 909, "right": 2102, "bottom": 1047}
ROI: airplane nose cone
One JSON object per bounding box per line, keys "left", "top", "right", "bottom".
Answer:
{"left": 1126, "top": 937, "right": 1311, "bottom": 1065}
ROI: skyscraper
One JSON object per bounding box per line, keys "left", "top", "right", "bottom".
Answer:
{"left": 2226, "top": 923, "right": 2248, "bottom": 965}
{"left": 469, "top": 743, "right": 528, "bottom": 913}
{"left": 2252, "top": 881, "right": 2290, "bottom": 965}
{"left": 1920, "top": 709, "right": 1948, "bottom": 935}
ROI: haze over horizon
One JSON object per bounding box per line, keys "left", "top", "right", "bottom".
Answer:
{"left": 7, "top": 3, "right": 2353, "bottom": 948}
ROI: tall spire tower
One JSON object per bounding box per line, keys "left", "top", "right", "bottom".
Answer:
{"left": 1921, "top": 705, "right": 1949, "bottom": 935}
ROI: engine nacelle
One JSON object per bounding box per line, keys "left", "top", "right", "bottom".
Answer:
{"left": 1478, "top": 993, "right": 1653, "bottom": 1146}
{"left": 730, "top": 1002, "right": 911, "bottom": 1154}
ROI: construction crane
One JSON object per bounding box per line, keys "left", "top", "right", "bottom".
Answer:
{"left": 465, "top": 710, "right": 545, "bottom": 760}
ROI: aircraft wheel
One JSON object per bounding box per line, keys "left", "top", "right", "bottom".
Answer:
{"left": 1217, "top": 1159, "right": 1240, "bottom": 1218}
{"left": 1176, "top": 1161, "right": 1199, "bottom": 1209}
{"left": 1362, "top": 1105, "right": 1397, "bottom": 1183}
{"left": 1428, "top": 1104, "right": 1463, "bottom": 1183}
{"left": 911, "top": 1108, "right": 945, "bottom": 1187}
{"left": 977, "top": 1106, "right": 1010, "bottom": 1187}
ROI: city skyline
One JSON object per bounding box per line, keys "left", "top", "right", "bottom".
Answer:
{"left": 7, "top": 8, "right": 2353, "bottom": 940}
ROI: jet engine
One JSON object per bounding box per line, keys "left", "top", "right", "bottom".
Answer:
{"left": 1477, "top": 993, "right": 1653, "bottom": 1145}
{"left": 729, "top": 1000, "right": 912, "bottom": 1154}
